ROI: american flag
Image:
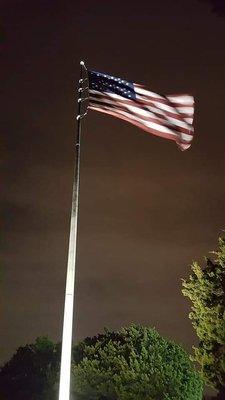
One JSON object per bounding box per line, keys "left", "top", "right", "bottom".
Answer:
{"left": 88, "top": 70, "right": 195, "bottom": 151}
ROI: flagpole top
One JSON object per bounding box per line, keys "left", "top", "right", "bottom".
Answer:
{"left": 80, "top": 61, "right": 85, "bottom": 66}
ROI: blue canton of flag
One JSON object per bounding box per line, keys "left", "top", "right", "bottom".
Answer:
{"left": 88, "top": 71, "right": 136, "bottom": 100}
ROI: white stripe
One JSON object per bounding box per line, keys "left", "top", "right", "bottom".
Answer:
{"left": 90, "top": 90, "right": 135, "bottom": 102}
{"left": 181, "top": 143, "right": 191, "bottom": 150}
{"left": 165, "top": 115, "right": 193, "bottom": 130}
{"left": 167, "top": 95, "right": 194, "bottom": 105}
{"left": 148, "top": 100, "right": 181, "bottom": 115}
{"left": 180, "top": 132, "right": 193, "bottom": 141}
{"left": 184, "top": 117, "right": 193, "bottom": 124}
{"left": 134, "top": 85, "right": 164, "bottom": 100}
{"left": 176, "top": 106, "right": 194, "bottom": 115}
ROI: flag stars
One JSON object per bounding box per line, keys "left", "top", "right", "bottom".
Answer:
{"left": 89, "top": 71, "right": 136, "bottom": 100}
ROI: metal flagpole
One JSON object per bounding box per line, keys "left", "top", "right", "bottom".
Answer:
{"left": 58, "top": 60, "right": 88, "bottom": 400}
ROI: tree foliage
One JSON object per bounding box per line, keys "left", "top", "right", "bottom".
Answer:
{"left": 182, "top": 237, "right": 225, "bottom": 394}
{"left": 72, "top": 324, "right": 203, "bottom": 400}
{"left": 0, "top": 336, "right": 60, "bottom": 400}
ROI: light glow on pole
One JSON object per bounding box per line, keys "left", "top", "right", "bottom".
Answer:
{"left": 58, "top": 61, "right": 86, "bottom": 400}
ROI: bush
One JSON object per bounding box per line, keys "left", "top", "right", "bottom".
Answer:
{"left": 72, "top": 324, "right": 203, "bottom": 400}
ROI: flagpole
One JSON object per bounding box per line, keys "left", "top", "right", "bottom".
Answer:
{"left": 58, "top": 60, "right": 87, "bottom": 400}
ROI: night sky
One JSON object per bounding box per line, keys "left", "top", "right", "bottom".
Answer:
{"left": 1, "top": 0, "right": 225, "bottom": 369}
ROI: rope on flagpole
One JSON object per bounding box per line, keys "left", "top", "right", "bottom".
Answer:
{"left": 58, "top": 60, "right": 88, "bottom": 400}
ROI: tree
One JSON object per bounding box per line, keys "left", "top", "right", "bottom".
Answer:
{"left": 72, "top": 324, "right": 203, "bottom": 400}
{"left": 0, "top": 336, "right": 60, "bottom": 400}
{"left": 182, "top": 237, "right": 225, "bottom": 399}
